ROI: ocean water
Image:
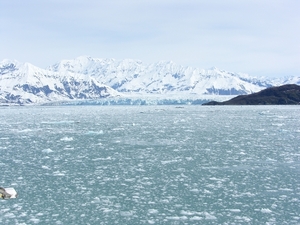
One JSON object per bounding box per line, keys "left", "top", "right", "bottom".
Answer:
{"left": 0, "top": 105, "right": 299, "bottom": 225}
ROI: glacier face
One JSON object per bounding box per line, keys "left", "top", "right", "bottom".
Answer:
{"left": 1, "top": 56, "right": 299, "bottom": 105}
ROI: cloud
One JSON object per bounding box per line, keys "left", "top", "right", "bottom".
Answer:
{"left": 0, "top": 0, "right": 299, "bottom": 77}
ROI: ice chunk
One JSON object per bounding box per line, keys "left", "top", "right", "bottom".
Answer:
{"left": 60, "top": 137, "right": 73, "bottom": 141}
{"left": 42, "top": 148, "right": 53, "bottom": 153}
{"left": 204, "top": 212, "right": 217, "bottom": 220}
{"left": 148, "top": 209, "right": 159, "bottom": 214}
{"left": 1, "top": 187, "right": 17, "bottom": 199}
{"left": 261, "top": 208, "right": 272, "bottom": 213}
{"left": 190, "top": 216, "right": 203, "bottom": 221}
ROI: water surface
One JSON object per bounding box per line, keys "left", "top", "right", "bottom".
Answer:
{"left": 0, "top": 105, "right": 299, "bottom": 224}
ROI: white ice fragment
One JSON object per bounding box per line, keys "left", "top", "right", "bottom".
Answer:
{"left": 228, "top": 209, "right": 241, "bottom": 213}
{"left": 91, "top": 197, "right": 100, "bottom": 203}
{"left": 53, "top": 171, "right": 65, "bottom": 176}
{"left": 101, "top": 208, "right": 113, "bottom": 213}
{"left": 92, "top": 157, "right": 112, "bottom": 161}
{"left": 3, "top": 187, "right": 17, "bottom": 199}
{"left": 271, "top": 123, "right": 284, "bottom": 127}
{"left": 85, "top": 130, "right": 104, "bottom": 135}
{"left": 63, "top": 146, "right": 74, "bottom": 150}
{"left": 4, "top": 212, "right": 16, "bottom": 218}
{"left": 120, "top": 211, "right": 134, "bottom": 217}
{"left": 42, "top": 148, "right": 53, "bottom": 153}
{"left": 166, "top": 216, "right": 188, "bottom": 220}
{"left": 180, "top": 210, "right": 195, "bottom": 216}
{"left": 190, "top": 188, "right": 199, "bottom": 193}
{"left": 148, "top": 209, "right": 159, "bottom": 214}
{"left": 18, "top": 129, "right": 33, "bottom": 133}
{"left": 60, "top": 137, "right": 73, "bottom": 141}
{"left": 190, "top": 216, "right": 203, "bottom": 221}
{"left": 279, "top": 188, "right": 293, "bottom": 192}
{"left": 261, "top": 208, "right": 272, "bottom": 213}
{"left": 204, "top": 212, "right": 217, "bottom": 220}
{"left": 42, "top": 165, "right": 50, "bottom": 170}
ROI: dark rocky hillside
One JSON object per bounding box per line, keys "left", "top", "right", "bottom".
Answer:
{"left": 202, "top": 84, "right": 300, "bottom": 105}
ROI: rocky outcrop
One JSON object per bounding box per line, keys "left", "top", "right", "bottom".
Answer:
{"left": 202, "top": 84, "right": 300, "bottom": 105}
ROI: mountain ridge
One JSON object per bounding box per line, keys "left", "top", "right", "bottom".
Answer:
{"left": 1, "top": 56, "right": 299, "bottom": 105}
{"left": 47, "top": 56, "right": 267, "bottom": 95}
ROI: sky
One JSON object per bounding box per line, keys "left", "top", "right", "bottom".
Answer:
{"left": 0, "top": 0, "right": 299, "bottom": 78}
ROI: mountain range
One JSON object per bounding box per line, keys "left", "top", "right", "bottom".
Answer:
{"left": 0, "top": 56, "right": 299, "bottom": 105}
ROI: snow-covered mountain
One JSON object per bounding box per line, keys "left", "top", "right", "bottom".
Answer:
{"left": 0, "top": 59, "right": 120, "bottom": 104}
{"left": 48, "top": 56, "right": 271, "bottom": 95}
{"left": 1, "top": 56, "right": 299, "bottom": 105}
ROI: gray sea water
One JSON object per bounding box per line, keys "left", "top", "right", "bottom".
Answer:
{"left": 0, "top": 105, "right": 299, "bottom": 225}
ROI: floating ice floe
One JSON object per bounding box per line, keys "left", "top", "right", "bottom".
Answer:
{"left": 42, "top": 148, "right": 53, "bottom": 153}
{"left": 0, "top": 187, "right": 17, "bottom": 199}
{"left": 261, "top": 208, "right": 272, "bottom": 213}
{"left": 41, "top": 120, "right": 75, "bottom": 124}
{"left": 148, "top": 209, "right": 159, "bottom": 214}
{"left": 53, "top": 171, "right": 65, "bottom": 176}
{"left": 85, "top": 130, "right": 104, "bottom": 135}
{"left": 60, "top": 137, "right": 73, "bottom": 141}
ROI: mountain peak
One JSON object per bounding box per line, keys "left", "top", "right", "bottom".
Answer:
{"left": 0, "top": 59, "right": 24, "bottom": 75}
{"left": 210, "top": 66, "right": 218, "bottom": 70}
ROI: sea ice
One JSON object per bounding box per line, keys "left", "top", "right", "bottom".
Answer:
{"left": 148, "top": 209, "right": 159, "bottom": 214}
{"left": 261, "top": 208, "right": 272, "bottom": 213}
{"left": 190, "top": 216, "right": 203, "bottom": 221}
{"left": 42, "top": 148, "right": 53, "bottom": 153}
{"left": 60, "top": 137, "right": 73, "bottom": 141}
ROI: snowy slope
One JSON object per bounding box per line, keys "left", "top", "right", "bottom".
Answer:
{"left": 48, "top": 56, "right": 276, "bottom": 95}
{"left": 0, "top": 59, "right": 120, "bottom": 104}
{"left": 1, "top": 56, "right": 299, "bottom": 105}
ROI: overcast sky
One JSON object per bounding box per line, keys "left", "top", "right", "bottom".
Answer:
{"left": 1, "top": 0, "right": 299, "bottom": 78}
